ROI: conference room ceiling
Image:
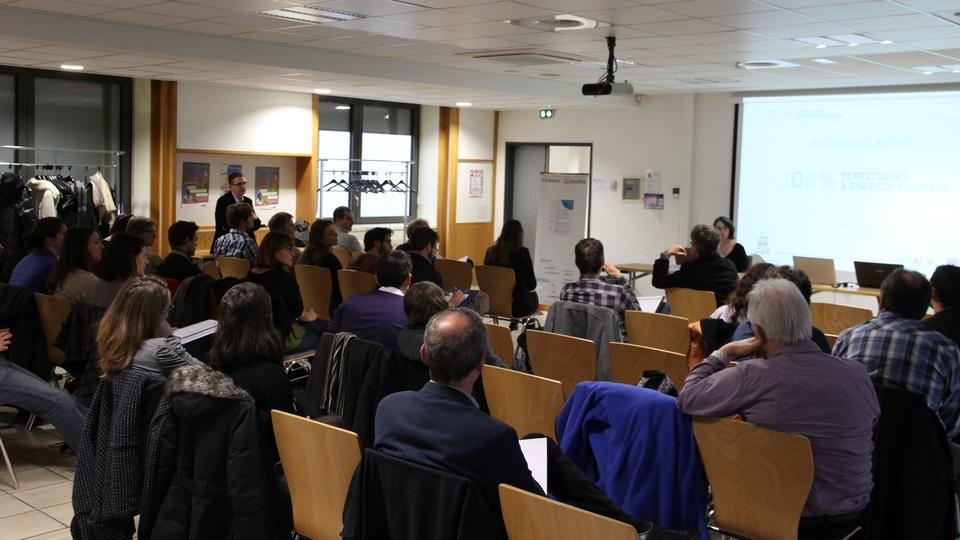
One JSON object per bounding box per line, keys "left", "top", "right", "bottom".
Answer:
{"left": 2, "top": 0, "right": 960, "bottom": 108}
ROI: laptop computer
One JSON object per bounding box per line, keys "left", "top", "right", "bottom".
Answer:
{"left": 793, "top": 256, "right": 837, "bottom": 285}
{"left": 854, "top": 261, "right": 903, "bottom": 289}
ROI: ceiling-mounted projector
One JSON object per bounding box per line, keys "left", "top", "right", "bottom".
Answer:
{"left": 582, "top": 36, "right": 633, "bottom": 97}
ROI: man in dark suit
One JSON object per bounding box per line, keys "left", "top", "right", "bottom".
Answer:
{"left": 156, "top": 220, "right": 200, "bottom": 285}
{"left": 327, "top": 250, "right": 412, "bottom": 352}
{"left": 213, "top": 172, "right": 260, "bottom": 241}
{"left": 652, "top": 224, "right": 739, "bottom": 306}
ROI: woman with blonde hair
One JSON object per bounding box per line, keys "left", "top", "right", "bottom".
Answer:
{"left": 96, "top": 275, "right": 199, "bottom": 379}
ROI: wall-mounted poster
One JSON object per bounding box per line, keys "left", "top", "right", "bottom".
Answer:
{"left": 181, "top": 162, "right": 210, "bottom": 205}
{"left": 469, "top": 168, "right": 484, "bottom": 198}
{"left": 255, "top": 166, "right": 280, "bottom": 208}
{"left": 456, "top": 161, "right": 493, "bottom": 223}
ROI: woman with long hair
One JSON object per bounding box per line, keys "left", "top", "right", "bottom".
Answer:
{"left": 96, "top": 275, "right": 198, "bottom": 378}
{"left": 247, "top": 231, "right": 326, "bottom": 353}
{"left": 9, "top": 217, "right": 66, "bottom": 293}
{"left": 299, "top": 218, "right": 343, "bottom": 312}
{"left": 50, "top": 226, "right": 103, "bottom": 304}
{"left": 484, "top": 219, "right": 538, "bottom": 317}
{"left": 208, "top": 282, "right": 294, "bottom": 417}
{"left": 90, "top": 232, "right": 148, "bottom": 308}
{"left": 713, "top": 216, "right": 749, "bottom": 272}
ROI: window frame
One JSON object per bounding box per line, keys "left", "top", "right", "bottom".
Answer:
{"left": 317, "top": 96, "right": 420, "bottom": 225}
{"left": 0, "top": 65, "right": 133, "bottom": 213}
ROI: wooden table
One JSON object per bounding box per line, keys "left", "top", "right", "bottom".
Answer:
{"left": 812, "top": 283, "right": 881, "bottom": 298}
{"left": 615, "top": 263, "right": 655, "bottom": 291}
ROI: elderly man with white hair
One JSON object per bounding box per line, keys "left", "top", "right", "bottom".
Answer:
{"left": 677, "top": 278, "right": 879, "bottom": 540}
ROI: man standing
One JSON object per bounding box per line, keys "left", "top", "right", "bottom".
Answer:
{"left": 678, "top": 279, "right": 879, "bottom": 539}
{"left": 349, "top": 227, "right": 393, "bottom": 274}
{"left": 652, "top": 224, "right": 739, "bottom": 307}
{"left": 560, "top": 238, "right": 639, "bottom": 335}
{"left": 157, "top": 221, "right": 201, "bottom": 284}
{"left": 214, "top": 172, "right": 259, "bottom": 242}
{"left": 834, "top": 269, "right": 960, "bottom": 438}
{"left": 333, "top": 206, "right": 363, "bottom": 253}
{"left": 211, "top": 203, "right": 258, "bottom": 266}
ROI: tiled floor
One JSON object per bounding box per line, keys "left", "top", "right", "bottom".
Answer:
{"left": 0, "top": 409, "right": 74, "bottom": 540}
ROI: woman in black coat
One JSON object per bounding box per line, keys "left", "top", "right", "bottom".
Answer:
{"left": 484, "top": 219, "right": 538, "bottom": 317}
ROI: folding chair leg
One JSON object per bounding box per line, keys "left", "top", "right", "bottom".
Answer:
{"left": 0, "top": 433, "right": 19, "bottom": 490}
{"left": 24, "top": 413, "right": 38, "bottom": 432}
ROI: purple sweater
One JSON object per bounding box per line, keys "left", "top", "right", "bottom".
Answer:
{"left": 677, "top": 340, "right": 879, "bottom": 517}
{"left": 327, "top": 289, "right": 407, "bottom": 352}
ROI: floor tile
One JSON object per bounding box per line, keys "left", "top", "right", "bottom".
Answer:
{"left": 39, "top": 502, "right": 72, "bottom": 527}
{"left": 24, "top": 529, "right": 71, "bottom": 540}
{"left": 0, "top": 494, "right": 32, "bottom": 519}
{"left": 0, "top": 469, "right": 65, "bottom": 494}
{"left": 11, "top": 482, "right": 73, "bottom": 510}
{"left": 0, "top": 511, "right": 63, "bottom": 540}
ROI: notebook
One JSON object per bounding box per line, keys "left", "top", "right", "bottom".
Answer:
{"left": 172, "top": 319, "right": 218, "bottom": 343}
{"left": 793, "top": 256, "right": 837, "bottom": 285}
{"left": 519, "top": 437, "right": 548, "bottom": 494}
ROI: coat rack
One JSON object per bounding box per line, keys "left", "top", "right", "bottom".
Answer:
{"left": 318, "top": 158, "right": 415, "bottom": 237}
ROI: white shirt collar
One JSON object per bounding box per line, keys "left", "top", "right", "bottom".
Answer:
{"left": 378, "top": 286, "right": 404, "bottom": 296}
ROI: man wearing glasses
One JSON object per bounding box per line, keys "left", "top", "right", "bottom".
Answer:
{"left": 214, "top": 172, "right": 260, "bottom": 242}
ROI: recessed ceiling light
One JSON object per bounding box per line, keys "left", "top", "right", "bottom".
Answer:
{"left": 60, "top": 64, "right": 84, "bottom": 71}
{"left": 816, "top": 44, "right": 827, "bottom": 49}
{"left": 736, "top": 60, "right": 799, "bottom": 70}
{"left": 335, "top": 105, "right": 350, "bottom": 110}
{"left": 811, "top": 58, "right": 836, "bottom": 64}
{"left": 913, "top": 66, "right": 948, "bottom": 74}
{"left": 923, "top": 71, "right": 933, "bottom": 75}
{"left": 455, "top": 102, "right": 472, "bottom": 107}
{"left": 795, "top": 36, "right": 844, "bottom": 48}
{"left": 881, "top": 40, "right": 893, "bottom": 45}
{"left": 847, "top": 43, "right": 858, "bottom": 47}
{"left": 313, "top": 88, "right": 332, "bottom": 94}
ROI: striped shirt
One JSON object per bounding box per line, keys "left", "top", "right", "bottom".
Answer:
{"left": 211, "top": 228, "right": 258, "bottom": 265}
{"left": 559, "top": 274, "right": 640, "bottom": 335}
{"left": 834, "top": 311, "right": 960, "bottom": 438}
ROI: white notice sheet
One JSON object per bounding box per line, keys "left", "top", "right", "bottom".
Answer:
{"left": 519, "top": 437, "right": 548, "bottom": 494}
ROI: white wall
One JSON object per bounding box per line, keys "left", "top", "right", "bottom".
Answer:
{"left": 131, "top": 78, "right": 151, "bottom": 217}
{"left": 458, "top": 108, "right": 495, "bottom": 160}
{"left": 690, "top": 93, "right": 736, "bottom": 227}
{"left": 177, "top": 83, "right": 313, "bottom": 155}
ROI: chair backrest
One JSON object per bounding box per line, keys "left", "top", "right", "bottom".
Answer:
{"left": 499, "top": 484, "right": 637, "bottom": 540}
{"left": 435, "top": 258, "right": 473, "bottom": 290}
{"left": 608, "top": 342, "right": 689, "bottom": 389}
{"left": 201, "top": 260, "right": 221, "bottom": 280}
{"left": 485, "top": 323, "right": 514, "bottom": 366}
{"left": 338, "top": 269, "right": 379, "bottom": 301}
{"left": 824, "top": 333, "right": 838, "bottom": 350}
{"left": 665, "top": 287, "right": 716, "bottom": 322}
{"left": 217, "top": 256, "right": 250, "bottom": 279}
{"left": 331, "top": 245, "right": 352, "bottom": 268}
{"left": 692, "top": 416, "right": 814, "bottom": 540}
{"left": 34, "top": 294, "right": 72, "bottom": 366}
{"left": 482, "top": 365, "right": 564, "bottom": 440}
{"left": 810, "top": 303, "right": 873, "bottom": 335}
{"left": 525, "top": 330, "right": 596, "bottom": 398}
{"left": 623, "top": 310, "right": 690, "bottom": 355}
{"left": 295, "top": 264, "right": 333, "bottom": 321}
{"left": 476, "top": 265, "right": 517, "bottom": 319}
{"left": 272, "top": 410, "right": 361, "bottom": 540}
{"left": 160, "top": 276, "right": 179, "bottom": 296}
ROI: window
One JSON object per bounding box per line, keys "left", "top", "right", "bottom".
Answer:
{"left": 317, "top": 98, "right": 419, "bottom": 223}
{"left": 0, "top": 75, "right": 13, "bottom": 163}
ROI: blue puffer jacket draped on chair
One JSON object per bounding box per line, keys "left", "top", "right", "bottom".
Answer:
{"left": 556, "top": 381, "right": 708, "bottom": 538}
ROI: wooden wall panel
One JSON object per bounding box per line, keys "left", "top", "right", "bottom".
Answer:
{"left": 150, "top": 80, "right": 177, "bottom": 256}
{"left": 295, "top": 98, "right": 320, "bottom": 221}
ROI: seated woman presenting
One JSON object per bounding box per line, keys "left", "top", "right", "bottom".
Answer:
{"left": 713, "top": 216, "right": 749, "bottom": 272}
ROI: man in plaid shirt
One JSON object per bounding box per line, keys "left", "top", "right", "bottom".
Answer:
{"left": 560, "top": 238, "right": 640, "bottom": 335}
{"left": 211, "top": 203, "right": 258, "bottom": 266}
{"left": 834, "top": 269, "right": 960, "bottom": 438}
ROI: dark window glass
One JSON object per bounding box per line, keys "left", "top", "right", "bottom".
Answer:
{"left": 0, "top": 75, "right": 13, "bottom": 163}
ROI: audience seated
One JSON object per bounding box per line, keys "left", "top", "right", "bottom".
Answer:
{"left": 709, "top": 262, "right": 773, "bottom": 323}
{"left": 333, "top": 205, "right": 362, "bottom": 253}
{"left": 560, "top": 238, "right": 639, "bottom": 336}
{"left": 9, "top": 217, "right": 65, "bottom": 293}
{"left": 211, "top": 202, "right": 258, "bottom": 265}
{"left": 90, "top": 232, "right": 148, "bottom": 309}
{"left": 0, "top": 327, "right": 88, "bottom": 449}
{"left": 484, "top": 219, "right": 538, "bottom": 317}
{"left": 349, "top": 227, "right": 393, "bottom": 274}
{"left": 835, "top": 269, "right": 960, "bottom": 438}
{"left": 652, "top": 224, "right": 739, "bottom": 307}
{"left": 300, "top": 218, "right": 343, "bottom": 312}
{"left": 403, "top": 227, "right": 443, "bottom": 286}
{"left": 713, "top": 216, "right": 749, "bottom": 272}
{"left": 50, "top": 226, "right": 103, "bottom": 304}
{"left": 247, "top": 232, "right": 326, "bottom": 353}
{"left": 103, "top": 213, "right": 132, "bottom": 243}
{"left": 395, "top": 218, "right": 430, "bottom": 252}
{"left": 678, "top": 279, "right": 879, "bottom": 539}
{"left": 327, "top": 251, "right": 411, "bottom": 352}
{"left": 268, "top": 211, "right": 302, "bottom": 262}
{"left": 126, "top": 217, "right": 163, "bottom": 275}
{"left": 156, "top": 220, "right": 201, "bottom": 285}
{"left": 96, "top": 275, "right": 200, "bottom": 377}
{"left": 374, "top": 309, "right": 665, "bottom": 536}
{"left": 924, "top": 264, "right": 960, "bottom": 346}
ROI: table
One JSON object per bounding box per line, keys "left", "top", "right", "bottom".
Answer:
{"left": 615, "top": 263, "right": 654, "bottom": 291}
{"left": 812, "top": 283, "right": 881, "bottom": 298}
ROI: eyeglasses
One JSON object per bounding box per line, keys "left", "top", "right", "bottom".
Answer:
{"left": 232, "top": 181, "right": 248, "bottom": 186}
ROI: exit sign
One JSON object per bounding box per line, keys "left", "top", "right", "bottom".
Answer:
{"left": 539, "top": 108, "right": 555, "bottom": 119}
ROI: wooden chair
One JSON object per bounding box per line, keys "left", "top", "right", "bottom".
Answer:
{"left": 624, "top": 310, "right": 690, "bottom": 355}
{"left": 665, "top": 287, "right": 717, "bottom": 322}
{"left": 693, "top": 416, "right": 814, "bottom": 540}
{"left": 476, "top": 265, "right": 530, "bottom": 323}
{"left": 217, "top": 256, "right": 250, "bottom": 279}
{"left": 525, "top": 330, "right": 596, "bottom": 398}
{"left": 338, "top": 268, "right": 378, "bottom": 301}
{"left": 485, "top": 323, "right": 515, "bottom": 366}
{"left": 272, "top": 411, "right": 361, "bottom": 540}
{"left": 825, "top": 333, "right": 838, "bottom": 350}
{"left": 499, "top": 484, "right": 638, "bottom": 540}
{"left": 34, "top": 294, "right": 72, "bottom": 366}
{"left": 435, "top": 258, "right": 473, "bottom": 290}
{"left": 201, "top": 260, "right": 221, "bottom": 280}
{"left": 811, "top": 303, "right": 872, "bottom": 335}
{"left": 482, "top": 365, "right": 564, "bottom": 440}
{"left": 295, "top": 264, "right": 333, "bottom": 321}
{"left": 331, "top": 245, "right": 352, "bottom": 268}
{"left": 609, "top": 342, "right": 689, "bottom": 389}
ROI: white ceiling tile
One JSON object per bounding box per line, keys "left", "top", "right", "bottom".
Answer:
{"left": 437, "top": 37, "right": 525, "bottom": 49}
{"left": 679, "top": 30, "right": 773, "bottom": 44}
{"left": 233, "top": 30, "right": 313, "bottom": 43}
{"left": 633, "top": 19, "right": 734, "bottom": 35}
{"left": 749, "top": 22, "right": 857, "bottom": 39}
{"left": 310, "top": 0, "right": 430, "bottom": 17}
{"left": 325, "top": 34, "right": 414, "bottom": 47}
{"left": 503, "top": 32, "right": 598, "bottom": 45}
{"left": 383, "top": 27, "right": 468, "bottom": 41}
{"left": 324, "top": 17, "right": 420, "bottom": 33}
{"left": 6, "top": 0, "right": 114, "bottom": 16}
{"left": 894, "top": 0, "right": 960, "bottom": 8}
{"left": 136, "top": 1, "right": 234, "bottom": 19}
{"left": 177, "top": 0, "right": 293, "bottom": 10}
{"left": 0, "top": 38, "right": 46, "bottom": 49}
{"left": 446, "top": 2, "right": 560, "bottom": 21}
{"left": 93, "top": 9, "right": 191, "bottom": 26}
{"left": 0, "top": 56, "right": 39, "bottom": 66}
{"left": 0, "top": 49, "right": 73, "bottom": 61}
{"left": 210, "top": 13, "right": 298, "bottom": 31}
{"left": 25, "top": 45, "right": 111, "bottom": 58}
{"left": 905, "top": 37, "right": 960, "bottom": 49}
{"left": 795, "top": 2, "right": 917, "bottom": 20}
{"left": 442, "top": 21, "right": 542, "bottom": 37}
{"left": 760, "top": 0, "right": 884, "bottom": 7}
{"left": 274, "top": 24, "right": 356, "bottom": 39}
{"left": 72, "top": 0, "right": 163, "bottom": 6}
{"left": 652, "top": 44, "right": 738, "bottom": 55}
{"left": 876, "top": 25, "right": 960, "bottom": 41}
{"left": 617, "top": 36, "right": 691, "bottom": 48}
{"left": 574, "top": 5, "right": 688, "bottom": 25}
{"left": 843, "top": 14, "right": 951, "bottom": 32}
{"left": 385, "top": 9, "right": 482, "bottom": 27}
{"left": 638, "top": 54, "right": 712, "bottom": 65}
{"left": 98, "top": 53, "right": 179, "bottom": 65}
{"left": 707, "top": 10, "right": 818, "bottom": 29}
{"left": 517, "top": 0, "right": 636, "bottom": 10}
{"left": 657, "top": 0, "right": 776, "bottom": 17}
{"left": 166, "top": 20, "right": 240, "bottom": 35}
